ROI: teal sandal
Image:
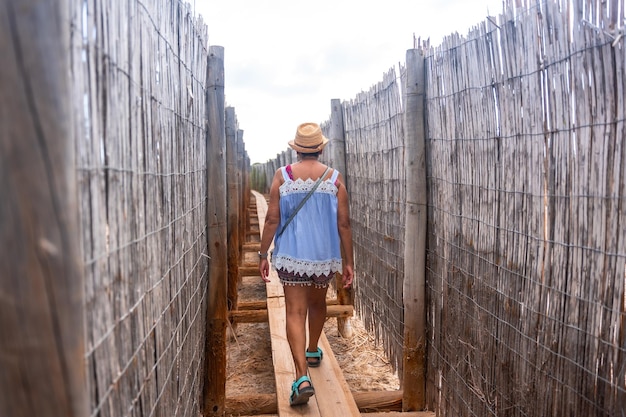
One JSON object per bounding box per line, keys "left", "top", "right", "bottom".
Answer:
{"left": 289, "top": 375, "right": 315, "bottom": 406}
{"left": 305, "top": 347, "right": 323, "bottom": 367}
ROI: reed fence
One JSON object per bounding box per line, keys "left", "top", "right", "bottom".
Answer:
{"left": 72, "top": 1, "right": 213, "bottom": 416}
{"left": 340, "top": 69, "right": 407, "bottom": 374}
{"left": 2, "top": 0, "right": 249, "bottom": 416}
{"left": 426, "top": 1, "right": 625, "bottom": 415}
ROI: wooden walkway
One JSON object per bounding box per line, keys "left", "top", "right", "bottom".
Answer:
{"left": 234, "top": 191, "right": 434, "bottom": 417}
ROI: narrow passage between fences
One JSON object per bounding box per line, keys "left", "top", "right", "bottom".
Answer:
{"left": 226, "top": 191, "right": 435, "bottom": 417}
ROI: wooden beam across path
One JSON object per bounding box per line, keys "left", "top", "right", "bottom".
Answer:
{"left": 232, "top": 413, "right": 434, "bottom": 417}
{"left": 237, "top": 298, "right": 345, "bottom": 310}
{"left": 231, "top": 299, "right": 352, "bottom": 323}
{"left": 363, "top": 413, "right": 435, "bottom": 417}
{"left": 243, "top": 242, "right": 261, "bottom": 251}
{"left": 229, "top": 304, "right": 353, "bottom": 324}
{"left": 239, "top": 265, "right": 264, "bottom": 276}
{"left": 225, "top": 390, "right": 439, "bottom": 415}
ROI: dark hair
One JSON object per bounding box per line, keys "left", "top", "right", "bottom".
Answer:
{"left": 298, "top": 151, "right": 320, "bottom": 158}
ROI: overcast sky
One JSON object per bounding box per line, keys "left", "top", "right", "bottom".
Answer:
{"left": 193, "top": 0, "right": 504, "bottom": 164}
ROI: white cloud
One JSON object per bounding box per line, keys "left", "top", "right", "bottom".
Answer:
{"left": 193, "top": 0, "right": 504, "bottom": 163}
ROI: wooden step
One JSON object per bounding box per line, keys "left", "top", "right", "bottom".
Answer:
{"left": 242, "top": 242, "right": 261, "bottom": 251}
{"left": 225, "top": 390, "right": 432, "bottom": 415}
{"left": 236, "top": 299, "right": 343, "bottom": 311}
{"left": 239, "top": 266, "right": 261, "bottom": 276}
{"left": 230, "top": 304, "right": 353, "bottom": 324}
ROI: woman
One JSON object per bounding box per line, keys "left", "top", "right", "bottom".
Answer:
{"left": 258, "top": 122, "right": 354, "bottom": 406}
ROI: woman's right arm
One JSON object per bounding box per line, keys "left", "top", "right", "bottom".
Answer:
{"left": 336, "top": 172, "right": 354, "bottom": 288}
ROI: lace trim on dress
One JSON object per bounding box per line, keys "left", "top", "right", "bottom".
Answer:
{"left": 279, "top": 178, "right": 338, "bottom": 196}
{"left": 272, "top": 254, "right": 342, "bottom": 277}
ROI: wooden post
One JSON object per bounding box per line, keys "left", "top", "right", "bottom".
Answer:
{"left": 225, "top": 107, "right": 240, "bottom": 331}
{"left": 237, "top": 130, "right": 248, "bottom": 259}
{"left": 0, "top": 1, "right": 87, "bottom": 416}
{"left": 267, "top": 162, "right": 272, "bottom": 193}
{"left": 402, "top": 48, "right": 427, "bottom": 411}
{"left": 329, "top": 99, "right": 354, "bottom": 338}
{"left": 203, "top": 45, "right": 228, "bottom": 416}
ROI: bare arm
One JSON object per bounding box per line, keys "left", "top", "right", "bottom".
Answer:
{"left": 336, "top": 173, "right": 354, "bottom": 288}
{"left": 259, "top": 169, "right": 282, "bottom": 281}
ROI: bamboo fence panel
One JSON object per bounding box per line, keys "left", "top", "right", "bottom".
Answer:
{"left": 341, "top": 68, "right": 407, "bottom": 374}
{"left": 425, "top": 1, "right": 625, "bottom": 416}
{"left": 72, "top": 1, "right": 210, "bottom": 416}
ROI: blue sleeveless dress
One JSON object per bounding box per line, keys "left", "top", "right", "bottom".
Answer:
{"left": 272, "top": 165, "right": 342, "bottom": 287}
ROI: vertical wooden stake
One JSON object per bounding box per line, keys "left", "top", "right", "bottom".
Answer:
{"left": 226, "top": 107, "right": 240, "bottom": 334}
{"left": 204, "top": 45, "right": 228, "bottom": 416}
{"left": 0, "top": 1, "right": 87, "bottom": 416}
{"left": 328, "top": 98, "right": 354, "bottom": 338}
{"left": 236, "top": 130, "right": 248, "bottom": 261}
{"left": 402, "top": 48, "right": 427, "bottom": 411}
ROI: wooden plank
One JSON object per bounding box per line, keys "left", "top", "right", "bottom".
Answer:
{"left": 267, "top": 295, "right": 322, "bottom": 416}
{"left": 230, "top": 304, "right": 353, "bottom": 323}
{"left": 252, "top": 190, "right": 268, "bottom": 233}
{"left": 227, "top": 390, "right": 406, "bottom": 415}
{"left": 230, "top": 308, "right": 268, "bottom": 323}
{"left": 243, "top": 242, "right": 262, "bottom": 251}
{"left": 225, "top": 394, "right": 277, "bottom": 415}
{"left": 362, "top": 412, "right": 435, "bottom": 417}
{"left": 239, "top": 265, "right": 262, "bottom": 276}
{"left": 308, "top": 332, "right": 361, "bottom": 417}
{"left": 237, "top": 300, "right": 268, "bottom": 310}
{"left": 230, "top": 414, "right": 279, "bottom": 417}
{"left": 237, "top": 299, "right": 342, "bottom": 311}
{"left": 352, "top": 390, "right": 402, "bottom": 412}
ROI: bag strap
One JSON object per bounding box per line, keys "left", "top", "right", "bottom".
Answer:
{"left": 276, "top": 166, "right": 331, "bottom": 239}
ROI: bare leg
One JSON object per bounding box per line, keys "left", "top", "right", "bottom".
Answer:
{"left": 283, "top": 284, "right": 312, "bottom": 387}
{"left": 307, "top": 285, "right": 328, "bottom": 361}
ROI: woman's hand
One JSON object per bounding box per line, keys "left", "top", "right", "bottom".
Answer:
{"left": 259, "top": 258, "right": 271, "bottom": 283}
{"left": 342, "top": 264, "right": 354, "bottom": 288}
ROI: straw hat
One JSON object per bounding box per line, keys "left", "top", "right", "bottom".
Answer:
{"left": 288, "top": 122, "right": 329, "bottom": 154}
